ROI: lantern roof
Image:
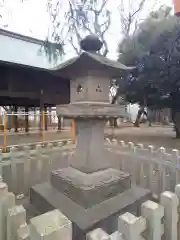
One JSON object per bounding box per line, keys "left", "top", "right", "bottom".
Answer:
{"left": 51, "top": 35, "right": 135, "bottom": 79}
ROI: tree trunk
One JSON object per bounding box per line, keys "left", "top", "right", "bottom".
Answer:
{"left": 44, "top": 106, "right": 48, "bottom": 131}
{"left": 110, "top": 93, "right": 118, "bottom": 127}
{"left": 110, "top": 118, "right": 118, "bottom": 127}
{"left": 172, "top": 110, "right": 180, "bottom": 138}
{"left": 14, "top": 106, "right": 18, "bottom": 132}
{"left": 134, "top": 107, "right": 147, "bottom": 127}
{"left": 25, "top": 106, "right": 29, "bottom": 133}
{"left": 57, "top": 116, "right": 61, "bottom": 131}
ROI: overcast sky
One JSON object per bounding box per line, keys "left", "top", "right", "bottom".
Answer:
{"left": 0, "top": 0, "right": 173, "bottom": 60}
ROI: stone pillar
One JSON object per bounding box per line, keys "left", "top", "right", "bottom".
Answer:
{"left": 14, "top": 106, "right": 18, "bottom": 133}
{"left": 71, "top": 119, "right": 111, "bottom": 173}
{"left": 25, "top": 107, "right": 29, "bottom": 133}
{"left": 118, "top": 212, "right": 146, "bottom": 240}
{"left": 17, "top": 224, "right": 30, "bottom": 240}
{"left": 0, "top": 182, "right": 15, "bottom": 240}
{"left": 30, "top": 209, "right": 72, "bottom": 240}
{"left": 44, "top": 106, "right": 48, "bottom": 131}
{"left": 7, "top": 205, "right": 26, "bottom": 240}
{"left": 160, "top": 191, "right": 179, "bottom": 240}
{"left": 86, "top": 228, "right": 110, "bottom": 240}
{"left": 141, "top": 200, "right": 164, "bottom": 239}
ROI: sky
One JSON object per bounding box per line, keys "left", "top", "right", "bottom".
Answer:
{"left": 0, "top": 0, "right": 174, "bottom": 60}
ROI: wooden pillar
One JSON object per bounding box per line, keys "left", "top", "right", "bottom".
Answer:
{"left": 39, "top": 107, "right": 42, "bottom": 132}
{"left": 49, "top": 107, "right": 52, "bottom": 125}
{"left": 14, "top": 106, "right": 18, "bottom": 133}
{"left": 57, "top": 116, "right": 61, "bottom": 131}
{"left": 25, "top": 106, "right": 29, "bottom": 133}
{"left": 44, "top": 106, "right": 48, "bottom": 131}
{"left": 39, "top": 90, "right": 44, "bottom": 132}
{"left": 71, "top": 119, "right": 76, "bottom": 144}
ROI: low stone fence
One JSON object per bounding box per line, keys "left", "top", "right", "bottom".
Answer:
{"left": 113, "top": 185, "right": 180, "bottom": 240}
{"left": 0, "top": 180, "right": 72, "bottom": 240}
{"left": 0, "top": 139, "right": 72, "bottom": 196}
{"left": 106, "top": 138, "right": 180, "bottom": 198}
{"left": 0, "top": 137, "right": 180, "bottom": 198}
{"left": 1, "top": 178, "right": 180, "bottom": 240}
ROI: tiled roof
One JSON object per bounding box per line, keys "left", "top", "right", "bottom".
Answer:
{"left": 0, "top": 29, "right": 60, "bottom": 69}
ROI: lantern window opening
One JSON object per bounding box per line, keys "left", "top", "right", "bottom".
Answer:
{"left": 76, "top": 84, "right": 83, "bottom": 93}
{"left": 96, "top": 85, "right": 102, "bottom": 92}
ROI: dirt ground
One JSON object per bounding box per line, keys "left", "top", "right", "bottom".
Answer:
{"left": 1, "top": 124, "right": 179, "bottom": 152}
{"left": 106, "top": 125, "right": 180, "bottom": 152}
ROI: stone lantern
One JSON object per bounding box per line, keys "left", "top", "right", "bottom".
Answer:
{"left": 31, "top": 35, "right": 150, "bottom": 240}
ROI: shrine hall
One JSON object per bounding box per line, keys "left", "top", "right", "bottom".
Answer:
{"left": 0, "top": 29, "right": 70, "bottom": 132}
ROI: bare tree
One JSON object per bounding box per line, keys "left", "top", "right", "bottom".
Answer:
{"left": 47, "top": 0, "right": 111, "bottom": 57}
{"left": 107, "top": 0, "right": 150, "bottom": 127}
{"left": 119, "top": 0, "right": 147, "bottom": 38}
{"left": 0, "top": 0, "right": 26, "bottom": 28}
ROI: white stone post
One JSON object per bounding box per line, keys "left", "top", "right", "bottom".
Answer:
{"left": 23, "top": 146, "right": 31, "bottom": 195}
{"left": 141, "top": 200, "right": 164, "bottom": 240}
{"left": 34, "top": 145, "right": 42, "bottom": 184}
{"left": 118, "top": 141, "right": 126, "bottom": 171}
{"left": 158, "top": 147, "right": 166, "bottom": 193}
{"left": 29, "top": 148, "right": 39, "bottom": 187}
{"left": 40, "top": 154, "right": 50, "bottom": 182}
{"left": 0, "top": 182, "right": 15, "bottom": 240}
{"left": 171, "top": 149, "right": 179, "bottom": 189}
{"left": 118, "top": 212, "right": 146, "bottom": 240}
{"left": 126, "top": 142, "right": 134, "bottom": 174}
{"left": 0, "top": 181, "right": 8, "bottom": 198}
{"left": 86, "top": 228, "right": 110, "bottom": 240}
{"left": 1, "top": 159, "right": 13, "bottom": 191}
{"left": 17, "top": 223, "right": 30, "bottom": 240}
{"left": 0, "top": 175, "right": 3, "bottom": 182}
{"left": 160, "top": 191, "right": 179, "bottom": 240}
{"left": 130, "top": 146, "right": 138, "bottom": 185}
{"left": 10, "top": 147, "right": 26, "bottom": 195}
{"left": 174, "top": 184, "right": 180, "bottom": 240}
{"left": 119, "top": 140, "right": 125, "bottom": 147}
{"left": 10, "top": 147, "right": 18, "bottom": 194}
{"left": 40, "top": 143, "right": 53, "bottom": 182}
{"left": 7, "top": 205, "right": 26, "bottom": 240}
{"left": 147, "top": 146, "right": 155, "bottom": 193}
{"left": 136, "top": 143, "right": 144, "bottom": 186}
{"left": 30, "top": 209, "right": 72, "bottom": 240}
